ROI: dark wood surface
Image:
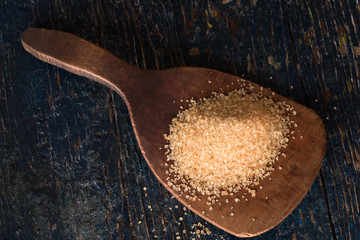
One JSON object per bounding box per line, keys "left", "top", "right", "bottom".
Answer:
{"left": 20, "top": 27, "right": 327, "bottom": 237}
{"left": 0, "top": 0, "right": 359, "bottom": 239}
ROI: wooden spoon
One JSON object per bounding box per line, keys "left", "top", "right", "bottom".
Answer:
{"left": 21, "top": 27, "right": 326, "bottom": 237}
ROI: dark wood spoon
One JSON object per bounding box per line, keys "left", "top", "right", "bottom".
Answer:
{"left": 21, "top": 27, "right": 326, "bottom": 237}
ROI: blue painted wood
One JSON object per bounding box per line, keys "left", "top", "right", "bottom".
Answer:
{"left": 285, "top": 1, "right": 360, "bottom": 239}
{"left": 1, "top": 0, "right": 358, "bottom": 239}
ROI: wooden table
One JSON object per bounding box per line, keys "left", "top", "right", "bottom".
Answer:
{"left": 0, "top": 0, "right": 359, "bottom": 239}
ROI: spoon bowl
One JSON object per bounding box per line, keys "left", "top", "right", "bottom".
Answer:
{"left": 21, "top": 27, "right": 326, "bottom": 237}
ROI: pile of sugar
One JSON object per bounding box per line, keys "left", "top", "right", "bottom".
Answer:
{"left": 164, "top": 88, "right": 293, "bottom": 200}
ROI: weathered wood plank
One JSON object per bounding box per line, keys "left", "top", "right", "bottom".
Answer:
{"left": 285, "top": 0, "right": 360, "bottom": 239}
{"left": 1, "top": 0, "right": 358, "bottom": 239}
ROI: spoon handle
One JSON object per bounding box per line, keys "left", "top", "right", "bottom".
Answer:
{"left": 21, "top": 27, "right": 142, "bottom": 99}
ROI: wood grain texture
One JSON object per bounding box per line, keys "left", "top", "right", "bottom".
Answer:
{"left": 0, "top": 0, "right": 358, "bottom": 239}
{"left": 285, "top": 1, "right": 360, "bottom": 239}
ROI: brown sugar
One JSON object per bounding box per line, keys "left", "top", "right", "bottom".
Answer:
{"left": 164, "top": 88, "right": 293, "bottom": 199}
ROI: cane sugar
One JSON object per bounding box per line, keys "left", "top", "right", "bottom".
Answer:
{"left": 164, "top": 88, "right": 294, "bottom": 200}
